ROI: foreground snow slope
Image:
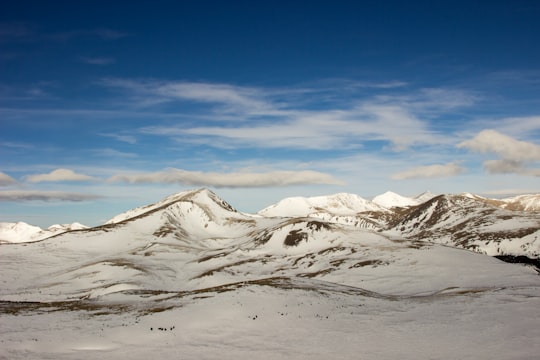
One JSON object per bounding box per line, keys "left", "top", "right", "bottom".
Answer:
{"left": 2, "top": 279, "right": 539, "bottom": 360}
{"left": 1, "top": 188, "right": 539, "bottom": 359}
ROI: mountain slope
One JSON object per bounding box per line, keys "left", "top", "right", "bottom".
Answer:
{"left": 387, "top": 194, "right": 540, "bottom": 257}
{"left": 258, "top": 191, "right": 539, "bottom": 259}
{"left": 1, "top": 189, "right": 538, "bottom": 303}
{"left": 501, "top": 193, "right": 540, "bottom": 212}
{"left": 372, "top": 191, "right": 418, "bottom": 208}
{"left": 258, "top": 192, "right": 386, "bottom": 217}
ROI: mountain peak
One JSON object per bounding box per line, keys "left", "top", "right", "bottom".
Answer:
{"left": 105, "top": 188, "right": 237, "bottom": 225}
{"left": 372, "top": 191, "right": 417, "bottom": 208}
{"left": 258, "top": 192, "right": 384, "bottom": 217}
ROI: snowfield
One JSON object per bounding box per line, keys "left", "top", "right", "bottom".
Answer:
{"left": 1, "top": 188, "right": 539, "bottom": 359}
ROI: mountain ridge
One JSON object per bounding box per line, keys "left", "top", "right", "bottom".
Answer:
{"left": 2, "top": 189, "right": 539, "bottom": 261}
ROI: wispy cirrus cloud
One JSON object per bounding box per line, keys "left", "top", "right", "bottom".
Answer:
{"left": 25, "top": 169, "right": 98, "bottom": 183}
{"left": 108, "top": 168, "right": 344, "bottom": 188}
{"left": 92, "top": 148, "right": 138, "bottom": 159}
{"left": 44, "top": 78, "right": 474, "bottom": 155}
{"left": 98, "top": 133, "right": 137, "bottom": 144}
{"left": 0, "top": 190, "right": 102, "bottom": 202}
{"left": 392, "top": 162, "right": 465, "bottom": 180}
{"left": 45, "top": 28, "right": 129, "bottom": 42}
{"left": 0, "top": 22, "right": 128, "bottom": 43}
{"left": 485, "top": 116, "right": 540, "bottom": 138}
{"left": 141, "top": 104, "right": 443, "bottom": 151}
{"left": 0, "top": 172, "right": 18, "bottom": 186}
{"left": 0, "top": 22, "right": 34, "bottom": 42}
{"left": 100, "top": 78, "right": 272, "bottom": 112}
{"left": 80, "top": 56, "right": 115, "bottom": 65}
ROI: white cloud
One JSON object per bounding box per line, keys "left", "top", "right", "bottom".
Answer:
{"left": 25, "top": 169, "right": 98, "bottom": 183}
{"left": 0, "top": 190, "right": 102, "bottom": 202}
{"left": 103, "top": 79, "right": 470, "bottom": 151}
{"left": 0, "top": 172, "right": 18, "bottom": 186}
{"left": 483, "top": 159, "right": 523, "bottom": 174}
{"left": 458, "top": 129, "right": 540, "bottom": 176}
{"left": 458, "top": 129, "right": 540, "bottom": 161}
{"left": 484, "top": 159, "right": 540, "bottom": 177}
{"left": 108, "top": 168, "right": 344, "bottom": 188}
{"left": 392, "top": 163, "right": 465, "bottom": 180}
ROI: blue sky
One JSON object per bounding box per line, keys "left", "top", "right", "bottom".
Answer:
{"left": 1, "top": 0, "right": 540, "bottom": 227}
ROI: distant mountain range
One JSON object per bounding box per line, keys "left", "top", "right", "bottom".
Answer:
{"left": 2, "top": 189, "right": 539, "bottom": 261}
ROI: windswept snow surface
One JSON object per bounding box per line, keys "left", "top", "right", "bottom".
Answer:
{"left": 1, "top": 188, "right": 540, "bottom": 359}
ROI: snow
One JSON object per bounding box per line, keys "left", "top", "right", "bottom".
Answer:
{"left": 1, "top": 278, "right": 539, "bottom": 359}
{"left": 501, "top": 193, "right": 540, "bottom": 211}
{"left": 258, "top": 192, "right": 385, "bottom": 217}
{"left": 104, "top": 189, "right": 199, "bottom": 224}
{"left": 413, "top": 190, "right": 437, "bottom": 203}
{"left": 372, "top": 190, "right": 418, "bottom": 208}
{"left": 0, "top": 221, "right": 89, "bottom": 243}
{"left": 1, "top": 188, "right": 540, "bottom": 358}
{"left": 371, "top": 190, "right": 438, "bottom": 208}
{"left": 48, "top": 222, "right": 88, "bottom": 232}
{"left": 0, "top": 221, "right": 43, "bottom": 243}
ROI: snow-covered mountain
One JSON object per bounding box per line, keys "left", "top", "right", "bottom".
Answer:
{"left": 371, "top": 190, "right": 438, "bottom": 208}
{"left": 500, "top": 193, "right": 540, "bottom": 212}
{"left": 0, "top": 221, "right": 88, "bottom": 243}
{"left": 1, "top": 188, "right": 538, "bottom": 301}
{"left": 258, "top": 190, "right": 539, "bottom": 259}
{"left": 387, "top": 194, "right": 540, "bottom": 258}
{"left": 258, "top": 192, "right": 386, "bottom": 217}
{"left": 1, "top": 188, "right": 539, "bottom": 359}
{"left": 372, "top": 191, "right": 420, "bottom": 208}
{"left": 3, "top": 189, "right": 539, "bottom": 258}
{"left": 413, "top": 190, "right": 437, "bottom": 204}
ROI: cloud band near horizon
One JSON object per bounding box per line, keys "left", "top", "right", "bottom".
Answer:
{"left": 108, "top": 168, "right": 345, "bottom": 187}
{"left": 0, "top": 190, "right": 102, "bottom": 202}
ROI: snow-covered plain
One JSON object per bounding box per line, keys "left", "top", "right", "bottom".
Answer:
{"left": 1, "top": 189, "right": 539, "bottom": 359}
